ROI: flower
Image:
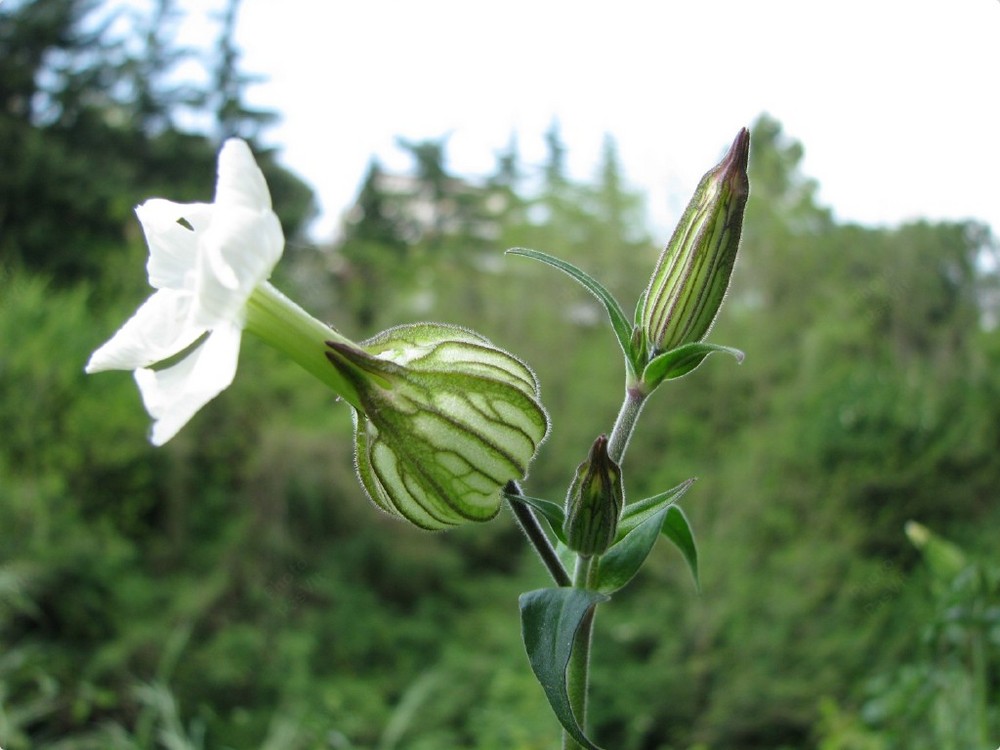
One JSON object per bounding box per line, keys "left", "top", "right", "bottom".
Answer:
{"left": 326, "top": 323, "right": 550, "bottom": 530}
{"left": 88, "top": 140, "right": 550, "bottom": 530}
{"left": 86, "top": 139, "right": 284, "bottom": 445}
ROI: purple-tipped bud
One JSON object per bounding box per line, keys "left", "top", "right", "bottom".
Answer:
{"left": 563, "top": 435, "right": 624, "bottom": 557}
{"left": 640, "top": 128, "right": 750, "bottom": 355}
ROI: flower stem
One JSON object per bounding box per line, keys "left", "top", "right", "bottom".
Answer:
{"left": 244, "top": 282, "right": 362, "bottom": 409}
{"left": 505, "top": 480, "right": 571, "bottom": 587}
{"left": 562, "top": 385, "right": 648, "bottom": 749}
{"left": 607, "top": 385, "right": 648, "bottom": 464}
{"left": 564, "top": 554, "right": 598, "bottom": 750}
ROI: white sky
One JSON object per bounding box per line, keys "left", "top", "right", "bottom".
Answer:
{"left": 218, "top": 1, "right": 999, "bottom": 241}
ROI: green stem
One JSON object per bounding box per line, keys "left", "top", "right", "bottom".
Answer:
{"left": 607, "top": 386, "right": 648, "bottom": 464}
{"left": 562, "top": 386, "right": 648, "bottom": 749}
{"left": 244, "top": 281, "right": 362, "bottom": 409}
{"left": 505, "top": 480, "right": 571, "bottom": 587}
{"left": 564, "top": 555, "right": 597, "bottom": 750}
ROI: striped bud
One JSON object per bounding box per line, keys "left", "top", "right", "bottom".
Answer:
{"left": 563, "top": 435, "right": 623, "bottom": 557}
{"left": 325, "top": 323, "right": 549, "bottom": 530}
{"left": 641, "top": 128, "right": 750, "bottom": 355}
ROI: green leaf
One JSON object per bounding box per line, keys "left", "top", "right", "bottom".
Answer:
{"left": 616, "top": 478, "right": 696, "bottom": 539}
{"left": 554, "top": 539, "right": 576, "bottom": 577}
{"left": 505, "top": 491, "right": 567, "bottom": 544}
{"left": 641, "top": 341, "right": 744, "bottom": 391}
{"left": 598, "top": 503, "right": 701, "bottom": 593}
{"left": 519, "top": 588, "right": 609, "bottom": 750}
{"left": 633, "top": 287, "right": 647, "bottom": 328}
{"left": 506, "top": 247, "right": 637, "bottom": 374}
{"left": 630, "top": 289, "right": 649, "bottom": 366}
{"left": 662, "top": 505, "right": 700, "bottom": 592}
{"left": 596, "top": 506, "right": 669, "bottom": 593}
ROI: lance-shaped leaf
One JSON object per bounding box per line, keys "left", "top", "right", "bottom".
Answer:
{"left": 599, "top": 502, "right": 700, "bottom": 593}
{"left": 662, "top": 505, "right": 699, "bottom": 591}
{"left": 520, "top": 588, "right": 609, "bottom": 750}
{"left": 615, "top": 480, "right": 700, "bottom": 592}
{"left": 504, "top": 491, "right": 568, "bottom": 544}
{"left": 327, "top": 323, "right": 549, "bottom": 530}
{"left": 616, "top": 478, "right": 696, "bottom": 538}
{"left": 597, "top": 506, "right": 669, "bottom": 594}
{"left": 506, "top": 247, "right": 640, "bottom": 376}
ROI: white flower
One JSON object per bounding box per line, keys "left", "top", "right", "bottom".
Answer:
{"left": 86, "top": 139, "right": 284, "bottom": 445}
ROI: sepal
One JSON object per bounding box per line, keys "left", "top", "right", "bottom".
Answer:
{"left": 327, "top": 323, "right": 549, "bottom": 530}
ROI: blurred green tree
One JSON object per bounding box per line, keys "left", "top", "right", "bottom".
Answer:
{"left": 0, "top": 0, "right": 311, "bottom": 284}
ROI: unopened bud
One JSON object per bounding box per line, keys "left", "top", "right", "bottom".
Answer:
{"left": 905, "top": 521, "right": 968, "bottom": 581}
{"left": 641, "top": 128, "right": 750, "bottom": 355}
{"left": 563, "top": 435, "right": 623, "bottom": 556}
{"left": 326, "top": 323, "right": 549, "bottom": 531}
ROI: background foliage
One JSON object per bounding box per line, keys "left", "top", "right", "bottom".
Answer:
{"left": 1, "top": 1, "right": 998, "bottom": 748}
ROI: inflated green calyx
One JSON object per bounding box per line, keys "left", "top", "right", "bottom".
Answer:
{"left": 326, "top": 323, "right": 549, "bottom": 530}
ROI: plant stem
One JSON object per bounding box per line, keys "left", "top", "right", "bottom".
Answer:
{"left": 607, "top": 386, "right": 647, "bottom": 464}
{"left": 564, "top": 554, "right": 598, "bottom": 750}
{"left": 562, "top": 386, "right": 648, "bottom": 749}
{"left": 505, "top": 480, "right": 571, "bottom": 587}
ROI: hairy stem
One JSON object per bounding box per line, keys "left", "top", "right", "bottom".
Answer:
{"left": 607, "top": 386, "right": 648, "bottom": 464}
{"left": 505, "top": 480, "right": 571, "bottom": 587}
{"left": 564, "top": 555, "right": 598, "bottom": 750}
{"left": 563, "top": 386, "right": 647, "bottom": 749}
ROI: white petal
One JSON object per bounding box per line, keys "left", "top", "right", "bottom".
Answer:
{"left": 137, "top": 199, "right": 215, "bottom": 290}
{"left": 86, "top": 290, "right": 203, "bottom": 373}
{"left": 192, "top": 206, "right": 283, "bottom": 327}
{"left": 215, "top": 139, "right": 273, "bottom": 212}
{"left": 134, "top": 321, "right": 242, "bottom": 446}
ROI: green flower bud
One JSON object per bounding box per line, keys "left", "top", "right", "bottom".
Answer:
{"left": 563, "top": 435, "right": 623, "bottom": 557}
{"left": 325, "top": 323, "right": 549, "bottom": 530}
{"left": 641, "top": 128, "right": 750, "bottom": 355}
{"left": 905, "top": 521, "right": 968, "bottom": 582}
